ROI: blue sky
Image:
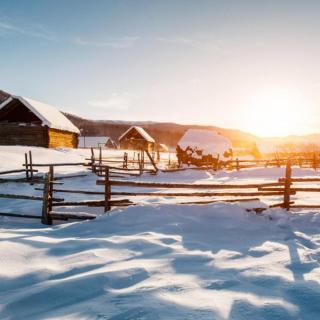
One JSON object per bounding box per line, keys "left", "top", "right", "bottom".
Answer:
{"left": 1, "top": 0, "right": 320, "bottom": 136}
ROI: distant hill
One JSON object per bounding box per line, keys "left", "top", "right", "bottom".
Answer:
{"left": 2, "top": 88, "right": 318, "bottom": 151}
{"left": 64, "top": 113, "right": 258, "bottom": 149}
{"left": 64, "top": 112, "right": 320, "bottom": 153}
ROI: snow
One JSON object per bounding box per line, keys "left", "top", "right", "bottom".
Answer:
{"left": 118, "top": 126, "right": 155, "bottom": 143}
{"left": 0, "top": 96, "right": 80, "bottom": 134}
{"left": 1, "top": 146, "right": 320, "bottom": 319}
{"left": 178, "top": 129, "right": 232, "bottom": 156}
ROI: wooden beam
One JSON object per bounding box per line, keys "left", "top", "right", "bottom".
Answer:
{"left": 29, "top": 150, "right": 33, "bottom": 180}
{"left": 52, "top": 199, "right": 133, "bottom": 207}
{"left": 97, "top": 179, "right": 285, "bottom": 189}
{"left": 0, "top": 168, "right": 38, "bottom": 175}
{"left": 290, "top": 204, "right": 320, "bottom": 208}
{"left": 0, "top": 212, "right": 41, "bottom": 219}
{"left": 35, "top": 188, "right": 104, "bottom": 195}
{"left": 41, "top": 172, "right": 52, "bottom": 225}
{"left": 0, "top": 177, "right": 45, "bottom": 184}
{"left": 25, "top": 153, "right": 29, "bottom": 180}
{"left": 23, "top": 162, "right": 85, "bottom": 167}
{"left": 283, "top": 159, "right": 292, "bottom": 210}
{"left": 145, "top": 150, "right": 158, "bottom": 173}
{"left": 50, "top": 211, "right": 96, "bottom": 220}
{"left": 0, "top": 193, "right": 64, "bottom": 201}
{"left": 109, "top": 191, "right": 294, "bottom": 197}
{"left": 279, "top": 177, "right": 320, "bottom": 182}
{"left": 104, "top": 167, "right": 111, "bottom": 212}
{"left": 179, "top": 198, "right": 260, "bottom": 205}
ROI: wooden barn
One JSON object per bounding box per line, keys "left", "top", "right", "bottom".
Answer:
{"left": 118, "top": 126, "right": 155, "bottom": 152}
{"left": 78, "top": 136, "right": 117, "bottom": 149}
{"left": 0, "top": 95, "right": 80, "bottom": 148}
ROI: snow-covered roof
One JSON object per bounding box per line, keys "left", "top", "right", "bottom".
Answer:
{"left": 178, "top": 129, "right": 232, "bottom": 156}
{"left": 119, "top": 126, "right": 155, "bottom": 143}
{"left": 159, "top": 143, "right": 169, "bottom": 151}
{"left": 0, "top": 95, "right": 80, "bottom": 134}
{"left": 78, "top": 136, "right": 114, "bottom": 148}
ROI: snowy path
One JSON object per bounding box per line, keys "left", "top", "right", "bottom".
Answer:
{"left": 1, "top": 204, "right": 320, "bottom": 319}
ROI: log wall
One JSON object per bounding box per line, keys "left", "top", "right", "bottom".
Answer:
{"left": 48, "top": 128, "right": 78, "bottom": 148}
{"left": 119, "top": 139, "right": 154, "bottom": 152}
{"left": 0, "top": 124, "right": 78, "bottom": 148}
{"left": 0, "top": 124, "right": 48, "bottom": 147}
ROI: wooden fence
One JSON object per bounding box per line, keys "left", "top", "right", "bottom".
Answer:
{"left": 93, "top": 159, "right": 320, "bottom": 212}
{"left": 0, "top": 165, "right": 96, "bottom": 224}
{"left": 226, "top": 154, "right": 320, "bottom": 171}
{"left": 3, "top": 150, "right": 320, "bottom": 224}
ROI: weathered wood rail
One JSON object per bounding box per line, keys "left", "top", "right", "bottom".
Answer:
{"left": 93, "top": 162, "right": 295, "bottom": 212}
{"left": 3, "top": 150, "right": 320, "bottom": 225}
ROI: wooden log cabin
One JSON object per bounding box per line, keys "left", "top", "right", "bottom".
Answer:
{"left": 118, "top": 126, "right": 155, "bottom": 152}
{"left": 0, "top": 95, "right": 80, "bottom": 148}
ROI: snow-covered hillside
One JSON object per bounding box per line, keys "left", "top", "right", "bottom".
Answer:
{"left": 1, "top": 146, "right": 320, "bottom": 319}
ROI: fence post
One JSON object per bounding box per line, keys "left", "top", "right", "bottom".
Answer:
{"left": 139, "top": 151, "right": 144, "bottom": 175}
{"left": 313, "top": 153, "right": 317, "bottom": 171}
{"left": 29, "top": 150, "right": 34, "bottom": 182}
{"left": 25, "top": 153, "right": 29, "bottom": 180}
{"left": 104, "top": 166, "right": 111, "bottom": 212}
{"left": 137, "top": 153, "right": 141, "bottom": 171}
{"left": 41, "top": 170, "right": 53, "bottom": 225}
{"left": 48, "top": 165, "right": 54, "bottom": 212}
{"left": 123, "top": 152, "right": 128, "bottom": 169}
{"left": 91, "top": 147, "right": 95, "bottom": 173}
{"left": 283, "top": 159, "right": 292, "bottom": 210}
{"left": 141, "top": 149, "right": 145, "bottom": 169}
{"left": 215, "top": 154, "right": 220, "bottom": 171}
{"left": 99, "top": 146, "right": 102, "bottom": 175}
{"left": 236, "top": 158, "right": 240, "bottom": 171}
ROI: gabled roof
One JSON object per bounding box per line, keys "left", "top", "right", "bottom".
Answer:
{"left": 118, "top": 126, "right": 155, "bottom": 143}
{"left": 0, "top": 90, "right": 10, "bottom": 104}
{"left": 0, "top": 95, "right": 80, "bottom": 134}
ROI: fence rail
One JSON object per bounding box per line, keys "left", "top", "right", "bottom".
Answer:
{"left": 3, "top": 150, "right": 320, "bottom": 225}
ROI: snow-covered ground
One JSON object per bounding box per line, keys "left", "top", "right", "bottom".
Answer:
{"left": 1, "top": 146, "right": 320, "bottom": 319}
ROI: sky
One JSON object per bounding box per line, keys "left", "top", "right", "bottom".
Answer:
{"left": 1, "top": 0, "right": 320, "bottom": 137}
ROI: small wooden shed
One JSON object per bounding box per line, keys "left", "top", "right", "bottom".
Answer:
{"left": 177, "top": 129, "right": 232, "bottom": 166}
{"left": 118, "top": 126, "right": 155, "bottom": 152}
{"left": 0, "top": 95, "right": 80, "bottom": 148}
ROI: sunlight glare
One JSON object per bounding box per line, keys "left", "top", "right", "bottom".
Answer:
{"left": 243, "top": 89, "right": 310, "bottom": 137}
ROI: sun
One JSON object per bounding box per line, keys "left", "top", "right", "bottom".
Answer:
{"left": 243, "top": 89, "right": 309, "bottom": 137}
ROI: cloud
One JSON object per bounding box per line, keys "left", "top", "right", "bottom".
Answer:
{"left": 156, "top": 35, "right": 221, "bottom": 50}
{"left": 0, "top": 20, "right": 56, "bottom": 40}
{"left": 156, "top": 36, "right": 194, "bottom": 45}
{"left": 73, "top": 36, "right": 139, "bottom": 48}
{"left": 89, "top": 93, "right": 135, "bottom": 110}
